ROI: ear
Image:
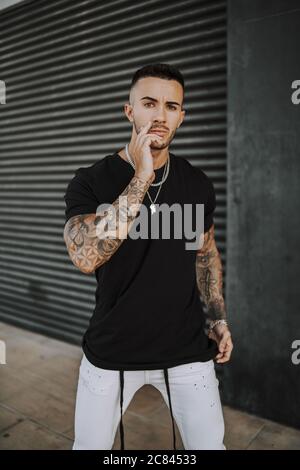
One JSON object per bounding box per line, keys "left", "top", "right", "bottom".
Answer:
{"left": 177, "top": 109, "right": 186, "bottom": 128}
{"left": 124, "top": 103, "right": 134, "bottom": 123}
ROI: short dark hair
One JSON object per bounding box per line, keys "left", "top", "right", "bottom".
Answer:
{"left": 129, "top": 63, "right": 185, "bottom": 103}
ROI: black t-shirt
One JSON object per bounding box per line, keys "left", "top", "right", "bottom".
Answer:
{"left": 63, "top": 151, "right": 219, "bottom": 371}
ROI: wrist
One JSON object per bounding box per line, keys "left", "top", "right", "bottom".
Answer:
{"left": 135, "top": 171, "right": 154, "bottom": 185}
{"left": 208, "top": 319, "right": 228, "bottom": 332}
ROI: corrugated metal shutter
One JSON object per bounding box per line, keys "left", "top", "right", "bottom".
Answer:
{"left": 0, "top": 0, "right": 227, "bottom": 344}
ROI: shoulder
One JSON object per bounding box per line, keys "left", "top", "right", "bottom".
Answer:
{"left": 73, "top": 156, "right": 109, "bottom": 182}
{"left": 64, "top": 156, "right": 112, "bottom": 204}
{"left": 173, "top": 154, "right": 213, "bottom": 189}
{"left": 66, "top": 155, "right": 111, "bottom": 189}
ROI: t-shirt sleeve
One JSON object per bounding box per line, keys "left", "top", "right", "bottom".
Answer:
{"left": 204, "top": 176, "right": 216, "bottom": 233}
{"left": 63, "top": 168, "right": 99, "bottom": 223}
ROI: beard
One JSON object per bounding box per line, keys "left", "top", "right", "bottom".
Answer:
{"left": 133, "top": 121, "right": 176, "bottom": 149}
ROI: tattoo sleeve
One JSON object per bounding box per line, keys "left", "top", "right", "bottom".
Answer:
{"left": 63, "top": 174, "right": 152, "bottom": 274}
{"left": 195, "top": 224, "right": 227, "bottom": 321}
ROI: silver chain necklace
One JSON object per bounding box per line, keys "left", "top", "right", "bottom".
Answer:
{"left": 125, "top": 144, "right": 170, "bottom": 214}
{"left": 125, "top": 144, "right": 170, "bottom": 186}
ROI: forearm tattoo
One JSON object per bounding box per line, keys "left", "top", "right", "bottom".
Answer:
{"left": 195, "top": 224, "right": 227, "bottom": 321}
{"left": 63, "top": 175, "right": 152, "bottom": 273}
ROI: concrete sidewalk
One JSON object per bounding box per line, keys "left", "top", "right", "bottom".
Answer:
{"left": 0, "top": 321, "right": 299, "bottom": 450}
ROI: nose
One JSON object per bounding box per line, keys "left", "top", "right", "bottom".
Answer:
{"left": 153, "top": 104, "right": 167, "bottom": 122}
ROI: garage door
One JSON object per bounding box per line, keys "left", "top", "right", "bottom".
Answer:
{"left": 0, "top": 0, "right": 227, "bottom": 343}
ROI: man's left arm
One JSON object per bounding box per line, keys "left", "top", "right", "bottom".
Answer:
{"left": 196, "top": 223, "right": 233, "bottom": 363}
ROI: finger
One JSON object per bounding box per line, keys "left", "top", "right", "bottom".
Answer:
{"left": 217, "top": 349, "right": 229, "bottom": 360}
{"left": 141, "top": 134, "right": 164, "bottom": 146}
{"left": 219, "top": 340, "right": 227, "bottom": 353}
{"left": 136, "top": 121, "right": 153, "bottom": 139}
{"left": 145, "top": 132, "right": 164, "bottom": 141}
{"left": 217, "top": 350, "right": 231, "bottom": 363}
{"left": 222, "top": 343, "right": 232, "bottom": 354}
{"left": 208, "top": 330, "right": 216, "bottom": 339}
{"left": 135, "top": 121, "right": 153, "bottom": 147}
{"left": 224, "top": 340, "right": 232, "bottom": 351}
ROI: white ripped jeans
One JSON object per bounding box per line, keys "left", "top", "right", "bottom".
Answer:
{"left": 72, "top": 353, "right": 226, "bottom": 450}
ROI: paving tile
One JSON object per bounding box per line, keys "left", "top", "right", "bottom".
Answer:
{"left": 126, "top": 384, "right": 166, "bottom": 416}
{"left": 0, "top": 364, "right": 45, "bottom": 402}
{"left": 0, "top": 321, "right": 81, "bottom": 366}
{"left": 41, "top": 337, "right": 82, "bottom": 359}
{"left": 0, "top": 405, "right": 24, "bottom": 433}
{"left": 223, "top": 406, "right": 266, "bottom": 450}
{"left": 2, "top": 335, "right": 60, "bottom": 371}
{"left": 2, "top": 385, "right": 74, "bottom": 434}
{"left": 147, "top": 402, "right": 178, "bottom": 430}
{"left": 247, "top": 421, "right": 300, "bottom": 450}
{"left": 64, "top": 425, "right": 74, "bottom": 440}
{"left": 0, "top": 419, "right": 72, "bottom": 450}
{"left": 21, "top": 353, "right": 81, "bottom": 394}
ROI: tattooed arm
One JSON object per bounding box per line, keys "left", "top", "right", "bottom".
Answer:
{"left": 195, "top": 223, "right": 226, "bottom": 321}
{"left": 196, "top": 223, "right": 233, "bottom": 363}
{"left": 63, "top": 174, "right": 153, "bottom": 274}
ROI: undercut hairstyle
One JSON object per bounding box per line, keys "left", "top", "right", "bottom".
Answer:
{"left": 129, "top": 63, "right": 185, "bottom": 106}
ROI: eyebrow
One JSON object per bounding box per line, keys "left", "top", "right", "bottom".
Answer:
{"left": 140, "top": 96, "right": 181, "bottom": 107}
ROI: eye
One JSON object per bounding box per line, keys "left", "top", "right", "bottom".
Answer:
{"left": 168, "top": 104, "right": 177, "bottom": 110}
{"left": 144, "top": 102, "right": 154, "bottom": 107}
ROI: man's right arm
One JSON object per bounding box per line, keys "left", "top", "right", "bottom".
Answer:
{"left": 63, "top": 173, "right": 152, "bottom": 274}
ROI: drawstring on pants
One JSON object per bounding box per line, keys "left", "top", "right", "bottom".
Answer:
{"left": 119, "top": 370, "right": 125, "bottom": 450}
{"left": 119, "top": 368, "right": 176, "bottom": 451}
{"left": 163, "top": 368, "right": 177, "bottom": 450}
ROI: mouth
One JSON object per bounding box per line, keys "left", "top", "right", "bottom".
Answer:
{"left": 149, "top": 129, "right": 168, "bottom": 136}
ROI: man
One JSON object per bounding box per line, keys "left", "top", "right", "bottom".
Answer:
{"left": 63, "top": 63, "right": 233, "bottom": 450}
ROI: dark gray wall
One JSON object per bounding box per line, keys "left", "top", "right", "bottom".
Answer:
{"left": 224, "top": 0, "right": 300, "bottom": 428}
